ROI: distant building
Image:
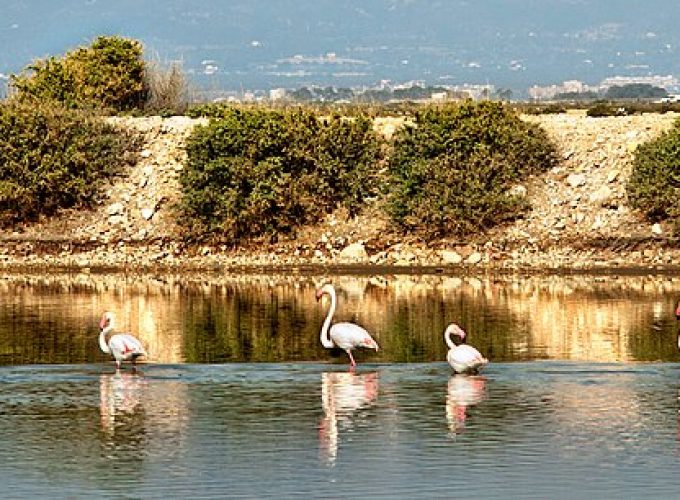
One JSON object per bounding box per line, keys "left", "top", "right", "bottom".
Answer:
{"left": 269, "top": 88, "right": 287, "bottom": 101}
{"left": 528, "top": 80, "right": 596, "bottom": 100}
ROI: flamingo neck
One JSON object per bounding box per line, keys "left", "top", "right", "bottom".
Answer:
{"left": 99, "top": 330, "right": 111, "bottom": 354}
{"left": 320, "top": 289, "right": 336, "bottom": 349}
{"left": 444, "top": 328, "right": 456, "bottom": 350}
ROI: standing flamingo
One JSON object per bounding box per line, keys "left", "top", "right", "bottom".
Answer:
{"left": 316, "top": 284, "right": 379, "bottom": 368}
{"left": 99, "top": 311, "right": 147, "bottom": 370}
{"left": 445, "top": 323, "right": 488, "bottom": 374}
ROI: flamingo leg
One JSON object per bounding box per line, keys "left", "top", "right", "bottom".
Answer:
{"left": 347, "top": 350, "right": 357, "bottom": 368}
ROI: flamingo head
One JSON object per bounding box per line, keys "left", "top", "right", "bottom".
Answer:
{"left": 361, "top": 336, "right": 379, "bottom": 351}
{"left": 445, "top": 323, "right": 466, "bottom": 342}
{"left": 99, "top": 311, "right": 114, "bottom": 332}
{"left": 316, "top": 283, "right": 334, "bottom": 301}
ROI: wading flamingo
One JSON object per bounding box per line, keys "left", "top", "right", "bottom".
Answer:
{"left": 99, "top": 311, "right": 147, "bottom": 370}
{"left": 316, "top": 284, "right": 379, "bottom": 369}
{"left": 445, "top": 323, "right": 488, "bottom": 374}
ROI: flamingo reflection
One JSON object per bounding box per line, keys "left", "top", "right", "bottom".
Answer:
{"left": 319, "top": 371, "right": 379, "bottom": 465}
{"left": 99, "top": 371, "right": 148, "bottom": 443}
{"left": 446, "top": 375, "right": 487, "bottom": 436}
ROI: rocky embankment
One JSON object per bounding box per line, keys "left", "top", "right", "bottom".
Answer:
{"left": 2, "top": 111, "right": 679, "bottom": 272}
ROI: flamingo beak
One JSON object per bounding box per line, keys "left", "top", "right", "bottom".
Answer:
{"left": 99, "top": 316, "right": 108, "bottom": 331}
{"left": 675, "top": 300, "right": 680, "bottom": 320}
{"left": 315, "top": 289, "right": 324, "bottom": 301}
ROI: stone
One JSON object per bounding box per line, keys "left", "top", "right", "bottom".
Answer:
{"left": 606, "top": 170, "right": 620, "bottom": 183}
{"left": 566, "top": 173, "right": 586, "bottom": 188}
{"left": 589, "top": 185, "right": 612, "bottom": 206}
{"left": 652, "top": 223, "right": 663, "bottom": 235}
{"left": 141, "top": 208, "right": 155, "bottom": 220}
{"left": 107, "top": 202, "right": 124, "bottom": 216}
{"left": 507, "top": 184, "right": 527, "bottom": 197}
{"left": 466, "top": 252, "right": 483, "bottom": 264}
{"left": 339, "top": 242, "right": 368, "bottom": 262}
{"left": 441, "top": 250, "right": 463, "bottom": 264}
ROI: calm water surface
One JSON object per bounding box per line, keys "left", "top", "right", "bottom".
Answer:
{"left": 2, "top": 271, "right": 680, "bottom": 498}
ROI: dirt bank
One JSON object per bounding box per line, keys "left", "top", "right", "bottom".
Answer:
{"left": 2, "top": 111, "right": 679, "bottom": 273}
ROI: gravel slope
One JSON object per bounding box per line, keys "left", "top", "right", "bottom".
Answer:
{"left": 2, "top": 111, "right": 679, "bottom": 271}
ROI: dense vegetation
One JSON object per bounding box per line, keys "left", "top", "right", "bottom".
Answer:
{"left": 0, "top": 101, "right": 140, "bottom": 225}
{"left": 178, "top": 107, "right": 381, "bottom": 243}
{"left": 10, "top": 36, "right": 147, "bottom": 112}
{"left": 387, "top": 101, "right": 559, "bottom": 239}
{"left": 627, "top": 120, "right": 680, "bottom": 232}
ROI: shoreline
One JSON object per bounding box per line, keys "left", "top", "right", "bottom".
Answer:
{"left": 3, "top": 112, "right": 680, "bottom": 274}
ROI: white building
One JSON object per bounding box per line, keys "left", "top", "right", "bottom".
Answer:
{"left": 269, "top": 88, "right": 287, "bottom": 101}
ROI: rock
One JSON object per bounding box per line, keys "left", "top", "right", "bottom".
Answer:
{"left": 466, "top": 252, "right": 482, "bottom": 264}
{"left": 141, "top": 207, "right": 155, "bottom": 220}
{"left": 566, "top": 173, "right": 586, "bottom": 188}
{"left": 108, "top": 215, "right": 124, "bottom": 225}
{"left": 107, "top": 202, "right": 124, "bottom": 216}
{"left": 339, "top": 242, "right": 368, "bottom": 262}
{"left": 652, "top": 223, "right": 663, "bottom": 235}
{"left": 589, "top": 185, "right": 613, "bottom": 206}
{"left": 507, "top": 184, "right": 527, "bottom": 197}
{"left": 441, "top": 249, "right": 463, "bottom": 264}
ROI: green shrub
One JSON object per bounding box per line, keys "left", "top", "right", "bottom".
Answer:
{"left": 586, "top": 102, "right": 625, "bottom": 117}
{"left": 387, "top": 100, "right": 559, "bottom": 239}
{"left": 0, "top": 101, "right": 140, "bottom": 224}
{"left": 10, "top": 36, "right": 147, "bottom": 112}
{"left": 178, "top": 107, "right": 382, "bottom": 243}
{"left": 627, "top": 120, "right": 680, "bottom": 230}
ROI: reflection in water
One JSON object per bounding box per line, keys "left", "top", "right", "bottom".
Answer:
{"left": 319, "top": 371, "right": 379, "bottom": 465}
{"left": 0, "top": 272, "right": 680, "bottom": 364}
{"left": 99, "top": 372, "right": 148, "bottom": 452}
{"left": 0, "top": 364, "right": 679, "bottom": 497}
{"left": 446, "top": 375, "right": 487, "bottom": 435}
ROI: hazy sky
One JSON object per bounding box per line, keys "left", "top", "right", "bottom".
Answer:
{"left": 3, "top": 0, "right": 680, "bottom": 92}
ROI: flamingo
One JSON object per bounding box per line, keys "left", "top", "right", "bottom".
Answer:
{"left": 445, "top": 323, "right": 488, "bottom": 374}
{"left": 316, "top": 283, "right": 379, "bottom": 368}
{"left": 99, "top": 311, "right": 147, "bottom": 370}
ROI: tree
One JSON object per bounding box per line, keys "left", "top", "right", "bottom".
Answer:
{"left": 604, "top": 84, "right": 667, "bottom": 100}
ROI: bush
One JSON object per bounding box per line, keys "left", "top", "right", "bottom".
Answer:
{"left": 627, "top": 120, "right": 680, "bottom": 230}
{"left": 10, "top": 36, "right": 147, "bottom": 112}
{"left": 0, "top": 101, "right": 140, "bottom": 224}
{"left": 387, "top": 100, "right": 559, "bottom": 239}
{"left": 145, "top": 59, "right": 189, "bottom": 116}
{"left": 178, "top": 107, "right": 382, "bottom": 243}
{"left": 586, "top": 102, "right": 625, "bottom": 117}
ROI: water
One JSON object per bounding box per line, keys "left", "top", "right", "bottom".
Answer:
{"left": 1, "top": 271, "right": 680, "bottom": 498}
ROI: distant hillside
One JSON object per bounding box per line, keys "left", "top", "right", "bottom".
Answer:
{"left": 2, "top": 0, "right": 680, "bottom": 94}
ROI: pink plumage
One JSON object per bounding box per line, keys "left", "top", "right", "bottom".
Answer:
{"left": 316, "top": 284, "right": 379, "bottom": 369}
{"left": 99, "top": 311, "right": 147, "bottom": 370}
{"left": 444, "top": 323, "right": 488, "bottom": 374}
